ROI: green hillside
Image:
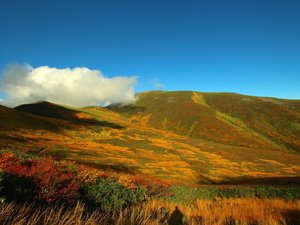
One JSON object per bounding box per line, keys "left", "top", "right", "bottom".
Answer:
{"left": 110, "top": 91, "right": 300, "bottom": 152}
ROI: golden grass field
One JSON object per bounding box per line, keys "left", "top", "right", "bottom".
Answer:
{"left": 1, "top": 198, "right": 299, "bottom": 225}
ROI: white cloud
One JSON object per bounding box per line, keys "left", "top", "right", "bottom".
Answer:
{"left": 0, "top": 64, "right": 137, "bottom": 107}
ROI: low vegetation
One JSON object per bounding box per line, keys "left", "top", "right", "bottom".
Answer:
{"left": 0, "top": 198, "right": 299, "bottom": 225}
{"left": 169, "top": 185, "right": 300, "bottom": 204}
{"left": 0, "top": 149, "right": 300, "bottom": 224}
{"left": 0, "top": 151, "right": 79, "bottom": 203}
{"left": 80, "top": 178, "right": 146, "bottom": 211}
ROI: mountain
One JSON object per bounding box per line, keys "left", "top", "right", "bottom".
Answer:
{"left": 0, "top": 91, "right": 299, "bottom": 184}
{"left": 110, "top": 91, "right": 300, "bottom": 152}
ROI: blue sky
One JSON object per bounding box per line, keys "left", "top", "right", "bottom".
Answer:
{"left": 1, "top": 0, "right": 300, "bottom": 99}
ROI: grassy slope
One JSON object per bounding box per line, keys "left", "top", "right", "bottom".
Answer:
{"left": 111, "top": 91, "right": 300, "bottom": 152}
{"left": 202, "top": 92, "right": 300, "bottom": 152}
{"left": 0, "top": 91, "right": 300, "bottom": 184}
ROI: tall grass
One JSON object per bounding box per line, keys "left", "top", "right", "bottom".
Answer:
{"left": 148, "top": 198, "right": 300, "bottom": 225}
{"left": 0, "top": 199, "right": 299, "bottom": 225}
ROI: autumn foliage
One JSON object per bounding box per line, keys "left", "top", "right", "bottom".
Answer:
{"left": 0, "top": 151, "right": 169, "bottom": 206}
{"left": 0, "top": 152, "right": 80, "bottom": 203}
{"left": 0, "top": 150, "right": 300, "bottom": 224}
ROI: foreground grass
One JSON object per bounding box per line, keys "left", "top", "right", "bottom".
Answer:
{"left": 150, "top": 198, "right": 300, "bottom": 225}
{"left": 0, "top": 198, "right": 299, "bottom": 225}
{"left": 1, "top": 150, "right": 300, "bottom": 224}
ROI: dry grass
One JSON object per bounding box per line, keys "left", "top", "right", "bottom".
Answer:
{"left": 148, "top": 198, "right": 300, "bottom": 225}
{"left": 0, "top": 202, "right": 160, "bottom": 225}
{"left": 0, "top": 198, "right": 299, "bottom": 225}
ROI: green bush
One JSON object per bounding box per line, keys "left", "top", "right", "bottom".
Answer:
{"left": 254, "top": 186, "right": 300, "bottom": 200}
{"left": 80, "top": 178, "right": 146, "bottom": 211}
{"left": 168, "top": 186, "right": 198, "bottom": 203}
{"left": 219, "top": 187, "right": 255, "bottom": 199}
{"left": 169, "top": 185, "right": 300, "bottom": 203}
{"left": 169, "top": 186, "right": 220, "bottom": 203}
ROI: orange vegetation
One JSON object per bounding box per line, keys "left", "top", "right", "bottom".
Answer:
{"left": 0, "top": 199, "right": 299, "bottom": 225}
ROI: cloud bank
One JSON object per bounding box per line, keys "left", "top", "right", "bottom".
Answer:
{"left": 0, "top": 64, "right": 137, "bottom": 107}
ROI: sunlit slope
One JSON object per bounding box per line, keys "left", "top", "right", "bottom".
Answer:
{"left": 202, "top": 93, "right": 300, "bottom": 152}
{"left": 0, "top": 97, "right": 299, "bottom": 184}
{"left": 111, "top": 91, "right": 300, "bottom": 152}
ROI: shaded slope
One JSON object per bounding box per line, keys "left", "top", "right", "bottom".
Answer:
{"left": 15, "top": 101, "right": 67, "bottom": 120}
{"left": 110, "top": 91, "right": 300, "bottom": 152}
{"left": 15, "top": 101, "right": 124, "bottom": 129}
{"left": 0, "top": 104, "right": 67, "bottom": 150}
{"left": 0, "top": 104, "right": 60, "bottom": 131}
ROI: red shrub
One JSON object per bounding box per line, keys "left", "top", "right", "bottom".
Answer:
{"left": 0, "top": 153, "right": 80, "bottom": 203}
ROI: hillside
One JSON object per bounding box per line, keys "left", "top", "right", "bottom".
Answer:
{"left": 110, "top": 91, "right": 300, "bottom": 152}
{"left": 0, "top": 104, "right": 63, "bottom": 131}
{"left": 0, "top": 91, "right": 299, "bottom": 184}
{"left": 15, "top": 101, "right": 124, "bottom": 128}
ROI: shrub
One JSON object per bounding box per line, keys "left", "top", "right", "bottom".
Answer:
{"left": 0, "top": 170, "right": 3, "bottom": 184}
{"left": 219, "top": 187, "right": 255, "bottom": 199}
{"left": 197, "top": 187, "right": 221, "bottom": 199}
{"left": 81, "top": 178, "right": 146, "bottom": 211}
{"left": 0, "top": 150, "right": 37, "bottom": 160}
{"left": 169, "top": 186, "right": 220, "bottom": 203}
{"left": 130, "top": 175, "right": 172, "bottom": 199}
{"left": 254, "top": 186, "right": 300, "bottom": 200}
{"left": 0, "top": 152, "right": 80, "bottom": 203}
{"left": 169, "top": 185, "right": 300, "bottom": 203}
{"left": 1, "top": 174, "right": 37, "bottom": 201}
